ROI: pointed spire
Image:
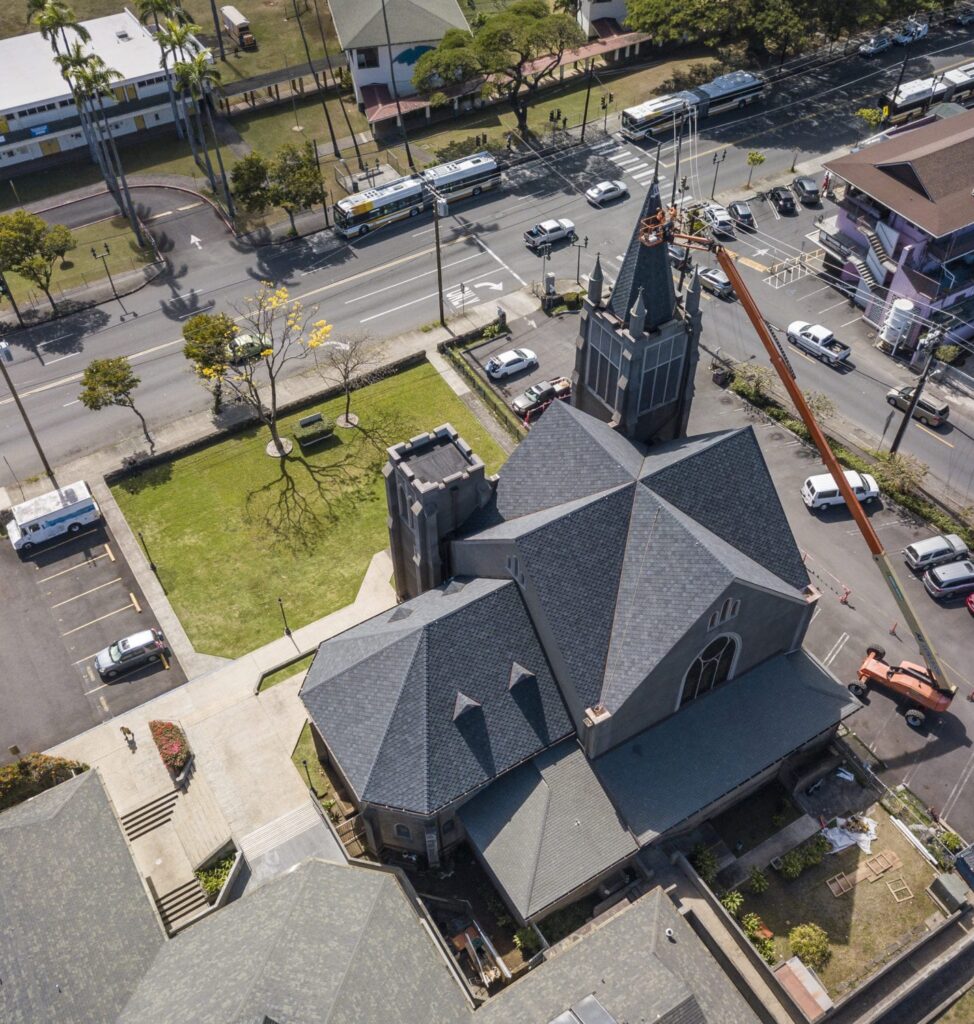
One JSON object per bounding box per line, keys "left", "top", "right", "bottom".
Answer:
{"left": 587, "top": 253, "right": 604, "bottom": 306}
{"left": 628, "top": 286, "right": 647, "bottom": 336}
{"left": 452, "top": 691, "right": 481, "bottom": 721}
{"left": 508, "top": 662, "right": 536, "bottom": 691}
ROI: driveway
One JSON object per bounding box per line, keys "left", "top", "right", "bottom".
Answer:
{"left": 0, "top": 520, "right": 186, "bottom": 760}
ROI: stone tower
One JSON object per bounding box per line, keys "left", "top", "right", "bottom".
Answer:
{"left": 383, "top": 424, "right": 495, "bottom": 601}
{"left": 572, "top": 180, "right": 702, "bottom": 444}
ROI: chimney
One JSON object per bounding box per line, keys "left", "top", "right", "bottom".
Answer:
{"left": 587, "top": 254, "right": 604, "bottom": 306}
{"left": 628, "top": 286, "right": 647, "bottom": 336}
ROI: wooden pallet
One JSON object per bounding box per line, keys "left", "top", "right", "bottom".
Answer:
{"left": 827, "top": 850, "right": 902, "bottom": 897}
{"left": 827, "top": 872, "right": 853, "bottom": 896}
{"left": 887, "top": 877, "right": 914, "bottom": 903}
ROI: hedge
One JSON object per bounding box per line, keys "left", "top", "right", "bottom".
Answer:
{"left": 149, "top": 720, "right": 191, "bottom": 773}
{"left": 0, "top": 753, "right": 89, "bottom": 811}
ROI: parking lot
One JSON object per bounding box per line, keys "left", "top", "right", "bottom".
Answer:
{"left": 0, "top": 521, "right": 186, "bottom": 758}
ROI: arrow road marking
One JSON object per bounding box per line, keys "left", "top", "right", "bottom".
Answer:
{"left": 189, "top": 234, "right": 203, "bottom": 249}
{"left": 474, "top": 282, "right": 503, "bottom": 291}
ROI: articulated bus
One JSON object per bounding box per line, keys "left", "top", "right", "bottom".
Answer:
{"left": 620, "top": 70, "right": 766, "bottom": 141}
{"left": 881, "top": 60, "right": 974, "bottom": 123}
{"left": 333, "top": 152, "right": 501, "bottom": 238}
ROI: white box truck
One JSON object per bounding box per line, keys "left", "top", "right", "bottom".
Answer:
{"left": 5, "top": 481, "right": 101, "bottom": 552}
{"left": 220, "top": 6, "right": 256, "bottom": 48}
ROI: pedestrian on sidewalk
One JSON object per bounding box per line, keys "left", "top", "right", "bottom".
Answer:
{"left": 120, "top": 725, "right": 136, "bottom": 749}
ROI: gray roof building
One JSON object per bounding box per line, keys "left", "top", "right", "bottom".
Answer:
{"left": 0, "top": 771, "right": 164, "bottom": 1024}
{"left": 459, "top": 739, "right": 638, "bottom": 921}
{"left": 330, "top": 0, "right": 470, "bottom": 50}
{"left": 302, "top": 576, "right": 573, "bottom": 814}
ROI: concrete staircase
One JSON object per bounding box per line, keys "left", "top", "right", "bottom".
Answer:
{"left": 849, "top": 254, "right": 879, "bottom": 291}
{"left": 153, "top": 877, "right": 210, "bottom": 933}
{"left": 238, "top": 801, "right": 323, "bottom": 861}
{"left": 860, "top": 225, "right": 898, "bottom": 280}
{"left": 119, "top": 790, "right": 179, "bottom": 841}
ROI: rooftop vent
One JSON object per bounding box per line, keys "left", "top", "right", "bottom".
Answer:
{"left": 452, "top": 691, "right": 481, "bottom": 721}
{"left": 508, "top": 662, "right": 536, "bottom": 691}
{"left": 116, "top": 29, "right": 131, "bottom": 40}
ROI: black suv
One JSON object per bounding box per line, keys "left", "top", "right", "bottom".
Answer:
{"left": 769, "top": 186, "right": 796, "bottom": 214}
{"left": 728, "top": 201, "right": 755, "bottom": 230}
{"left": 792, "top": 176, "right": 821, "bottom": 205}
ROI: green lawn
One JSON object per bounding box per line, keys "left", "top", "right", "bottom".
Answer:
{"left": 938, "top": 989, "right": 974, "bottom": 1024}
{"left": 1, "top": 217, "right": 153, "bottom": 313}
{"left": 112, "top": 362, "right": 507, "bottom": 658}
{"left": 258, "top": 652, "right": 315, "bottom": 691}
{"left": 291, "top": 720, "right": 331, "bottom": 799}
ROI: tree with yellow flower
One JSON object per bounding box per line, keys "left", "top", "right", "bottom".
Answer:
{"left": 182, "top": 284, "right": 333, "bottom": 457}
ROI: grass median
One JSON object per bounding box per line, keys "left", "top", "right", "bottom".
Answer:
{"left": 112, "top": 361, "right": 507, "bottom": 659}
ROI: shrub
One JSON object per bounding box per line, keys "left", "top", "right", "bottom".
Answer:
{"left": 691, "top": 844, "right": 719, "bottom": 886}
{"left": 779, "top": 848, "right": 805, "bottom": 880}
{"left": 195, "top": 850, "right": 236, "bottom": 899}
{"left": 935, "top": 343, "right": 961, "bottom": 365}
{"left": 0, "top": 753, "right": 89, "bottom": 811}
{"left": 789, "top": 923, "right": 831, "bottom": 971}
{"left": 755, "top": 936, "right": 778, "bottom": 965}
{"left": 741, "top": 912, "right": 762, "bottom": 937}
{"left": 514, "top": 926, "right": 541, "bottom": 956}
{"left": 721, "top": 890, "right": 744, "bottom": 917}
{"left": 149, "top": 720, "right": 191, "bottom": 773}
{"left": 940, "top": 831, "right": 964, "bottom": 853}
{"left": 730, "top": 362, "right": 775, "bottom": 403}
{"left": 748, "top": 866, "right": 769, "bottom": 895}
{"left": 801, "top": 835, "right": 830, "bottom": 868}
{"left": 481, "top": 321, "right": 504, "bottom": 340}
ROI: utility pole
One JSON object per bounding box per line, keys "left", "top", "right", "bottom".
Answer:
{"left": 890, "top": 344, "right": 937, "bottom": 455}
{"left": 426, "top": 183, "right": 447, "bottom": 326}
{"left": 580, "top": 62, "right": 594, "bottom": 143}
{"left": 292, "top": 0, "right": 341, "bottom": 159}
{"left": 379, "top": 0, "right": 414, "bottom": 170}
{"left": 892, "top": 54, "right": 912, "bottom": 112}
{"left": 573, "top": 234, "right": 589, "bottom": 284}
{"left": 710, "top": 149, "right": 727, "bottom": 199}
{"left": 0, "top": 341, "right": 58, "bottom": 490}
{"left": 91, "top": 244, "right": 129, "bottom": 317}
{"left": 310, "top": 0, "right": 363, "bottom": 168}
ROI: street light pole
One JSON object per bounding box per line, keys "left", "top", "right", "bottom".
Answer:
{"left": 580, "top": 62, "right": 594, "bottom": 143}
{"left": 278, "top": 596, "right": 292, "bottom": 637}
{"left": 91, "top": 244, "right": 129, "bottom": 317}
{"left": 427, "top": 183, "right": 447, "bottom": 326}
{"left": 710, "top": 149, "right": 727, "bottom": 199}
{"left": 573, "top": 234, "right": 589, "bottom": 285}
{"left": 0, "top": 341, "right": 58, "bottom": 490}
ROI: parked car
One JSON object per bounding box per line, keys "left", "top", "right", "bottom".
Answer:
{"left": 769, "top": 186, "right": 796, "bottom": 214}
{"left": 792, "top": 176, "right": 820, "bottom": 204}
{"left": 668, "top": 243, "right": 691, "bottom": 270}
{"left": 923, "top": 559, "right": 974, "bottom": 600}
{"left": 801, "top": 470, "right": 880, "bottom": 510}
{"left": 786, "top": 321, "right": 851, "bottom": 366}
{"left": 893, "top": 19, "right": 928, "bottom": 44}
{"left": 903, "top": 534, "right": 969, "bottom": 572}
{"left": 702, "top": 203, "right": 735, "bottom": 236}
{"left": 485, "top": 348, "right": 538, "bottom": 379}
{"left": 858, "top": 35, "right": 891, "bottom": 56}
{"left": 95, "top": 628, "right": 169, "bottom": 681}
{"left": 511, "top": 377, "right": 571, "bottom": 417}
{"left": 955, "top": 8, "right": 974, "bottom": 25}
{"left": 728, "top": 201, "right": 755, "bottom": 230}
{"left": 227, "top": 333, "right": 265, "bottom": 364}
{"left": 585, "top": 180, "right": 627, "bottom": 205}
{"left": 885, "top": 386, "right": 950, "bottom": 426}
{"left": 699, "top": 267, "right": 734, "bottom": 299}
{"left": 524, "top": 219, "right": 575, "bottom": 249}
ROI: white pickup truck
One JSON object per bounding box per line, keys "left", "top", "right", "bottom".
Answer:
{"left": 786, "top": 321, "right": 851, "bottom": 367}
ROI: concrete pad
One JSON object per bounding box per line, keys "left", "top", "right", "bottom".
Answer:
{"left": 427, "top": 346, "right": 470, "bottom": 396}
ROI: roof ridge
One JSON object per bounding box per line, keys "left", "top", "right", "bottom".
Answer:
{"left": 422, "top": 628, "right": 432, "bottom": 813}
{"left": 525, "top": 764, "right": 553, "bottom": 916}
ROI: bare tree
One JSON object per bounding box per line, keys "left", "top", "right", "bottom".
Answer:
{"left": 314, "top": 331, "right": 378, "bottom": 428}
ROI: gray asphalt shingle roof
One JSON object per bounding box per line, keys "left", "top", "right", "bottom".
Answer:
{"left": 329, "top": 0, "right": 469, "bottom": 50}
{"left": 301, "top": 577, "right": 573, "bottom": 814}
{"left": 118, "top": 858, "right": 472, "bottom": 1024}
{"left": 459, "top": 739, "right": 637, "bottom": 920}
{"left": 0, "top": 771, "right": 164, "bottom": 1024}
{"left": 594, "top": 650, "right": 859, "bottom": 845}
{"left": 479, "top": 888, "right": 758, "bottom": 1024}
{"left": 607, "top": 178, "right": 676, "bottom": 327}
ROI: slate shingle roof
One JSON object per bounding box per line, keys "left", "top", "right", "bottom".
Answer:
{"left": 479, "top": 887, "right": 757, "bottom": 1024}
{"left": 301, "top": 577, "right": 573, "bottom": 814}
{"left": 118, "top": 858, "right": 472, "bottom": 1024}
{"left": 594, "top": 650, "right": 859, "bottom": 845}
{"left": 459, "top": 739, "right": 638, "bottom": 920}
{"left": 0, "top": 771, "right": 164, "bottom": 1024}
{"left": 607, "top": 178, "right": 677, "bottom": 328}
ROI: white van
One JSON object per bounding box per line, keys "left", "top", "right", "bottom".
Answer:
{"left": 5, "top": 481, "right": 101, "bottom": 552}
{"left": 801, "top": 470, "right": 880, "bottom": 510}
{"left": 904, "top": 534, "right": 968, "bottom": 572}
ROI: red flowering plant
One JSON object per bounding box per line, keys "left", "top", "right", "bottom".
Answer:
{"left": 148, "top": 720, "right": 191, "bottom": 773}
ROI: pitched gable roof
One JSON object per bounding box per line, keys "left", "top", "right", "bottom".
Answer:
{"left": 0, "top": 771, "right": 164, "bottom": 1024}
{"left": 460, "top": 740, "right": 637, "bottom": 920}
{"left": 607, "top": 178, "right": 676, "bottom": 328}
{"left": 301, "top": 577, "right": 572, "bottom": 814}
{"left": 329, "top": 0, "right": 470, "bottom": 50}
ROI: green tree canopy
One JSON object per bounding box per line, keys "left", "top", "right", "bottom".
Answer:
{"left": 231, "top": 152, "right": 271, "bottom": 214}
{"left": 413, "top": 0, "right": 585, "bottom": 133}
{"left": 269, "top": 143, "right": 322, "bottom": 233}
{"left": 0, "top": 753, "right": 89, "bottom": 811}
{"left": 79, "top": 356, "right": 155, "bottom": 452}
{"left": 0, "top": 210, "right": 75, "bottom": 312}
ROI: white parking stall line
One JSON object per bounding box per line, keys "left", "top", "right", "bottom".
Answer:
{"left": 50, "top": 577, "right": 123, "bottom": 609}
{"left": 839, "top": 315, "right": 863, "bottom": 329}
{"left": 817, "top": 298, "right": 850, "bottom": 315}
{"left": 822, "top": 632, "right": 849, "bottom": 668}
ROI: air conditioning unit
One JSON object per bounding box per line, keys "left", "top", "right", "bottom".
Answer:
{"left": 116, "top": 29, "right": 130, "bottom": 40}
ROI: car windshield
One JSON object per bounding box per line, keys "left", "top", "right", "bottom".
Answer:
{"left": 107, "top": 643, "right": 122, "bottom": 662}
{"left": 514, "top": 349, "right": 530, "bottom": 359}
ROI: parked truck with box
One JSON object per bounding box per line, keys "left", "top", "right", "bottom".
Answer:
{"left": 5, "top": 481, "right": 101, "bottom": 552}
{"left": 220, "top": 6, "right": 255, "bottom": 48}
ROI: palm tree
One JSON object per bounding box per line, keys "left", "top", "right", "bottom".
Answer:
{"left": 158, "top": 18, "right": 206, "bottom": 165}
{"left": 31, "top": 0, "right": 90, "bottom": 56}
{"left": 137, "top": 0, "right": 188, "bottom": 138}
{"left": 55, "top": 42, "right": 113, "bottom": 179}
{"left": 174, "top": 52, "right": 235, "bottom": 219}
{"left": 75, "top": 58, "right": 144, "bottom": 245}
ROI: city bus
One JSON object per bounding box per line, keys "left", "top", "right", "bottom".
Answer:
{"left": 620, "top": 70, "right": 766, "bottom": 141}
{"left": 333, "top": 152, "right": 500, "bottom": 238}
{"left": 881, "top": 61, "right": 974, "bottom": 124}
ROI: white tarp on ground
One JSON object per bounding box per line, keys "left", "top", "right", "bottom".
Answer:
{"left": 823, "top": 816, "right": 878, "bottom": 855}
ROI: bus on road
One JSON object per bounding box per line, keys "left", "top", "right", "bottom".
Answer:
{"left": 620, "top": 70, "right": 766, "bottom": 141}
{"left": 880, "top": 60, "right": 974, "bottom": 123}
{"left": 334, "top": 152, "right": 501, "bottom": 238}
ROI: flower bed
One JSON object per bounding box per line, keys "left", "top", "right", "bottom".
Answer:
{"left": 149, "top": 720, "right": 191, "bottom": 773}
{"left": 196, "top": 850, "right": 237, "bottom": 902}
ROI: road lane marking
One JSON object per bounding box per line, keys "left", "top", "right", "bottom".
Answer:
{"left": 60, "top": 604, "right": 133, "bottom": 636}
{"left": 471, "top": 233, "right": 527, "bottom": 286}
{"left": 148, "top": 210, "right": 173, "bottom": 221}
{"left": 45, "top": 352, "right": 79, "bottom": 365}
{"left": 177, "top": 202, "right": 202, "bottom": 211}
{"left": 50, "top": 577, "right": 123, "bottom": 608}
{"left": 85, "top": 683, "right": 108, "bottom": 694}
{"left": 343, "top": 252, "right": 484, "bottom": 304}
{"left": 736, "top": 256, "right": 771, "bottom": 272}
{"left": 823, "top": 632, "right": 849, "bottom": 667}
{"left": 63, "top": 399, "right": 80, "bottom": 407}
{"left": 916, "top": 423, "right": 954, "bottom": 447}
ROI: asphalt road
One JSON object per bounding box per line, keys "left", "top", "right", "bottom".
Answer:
{"left": 2, "top": 24, "right": 974, "bottom": 493}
